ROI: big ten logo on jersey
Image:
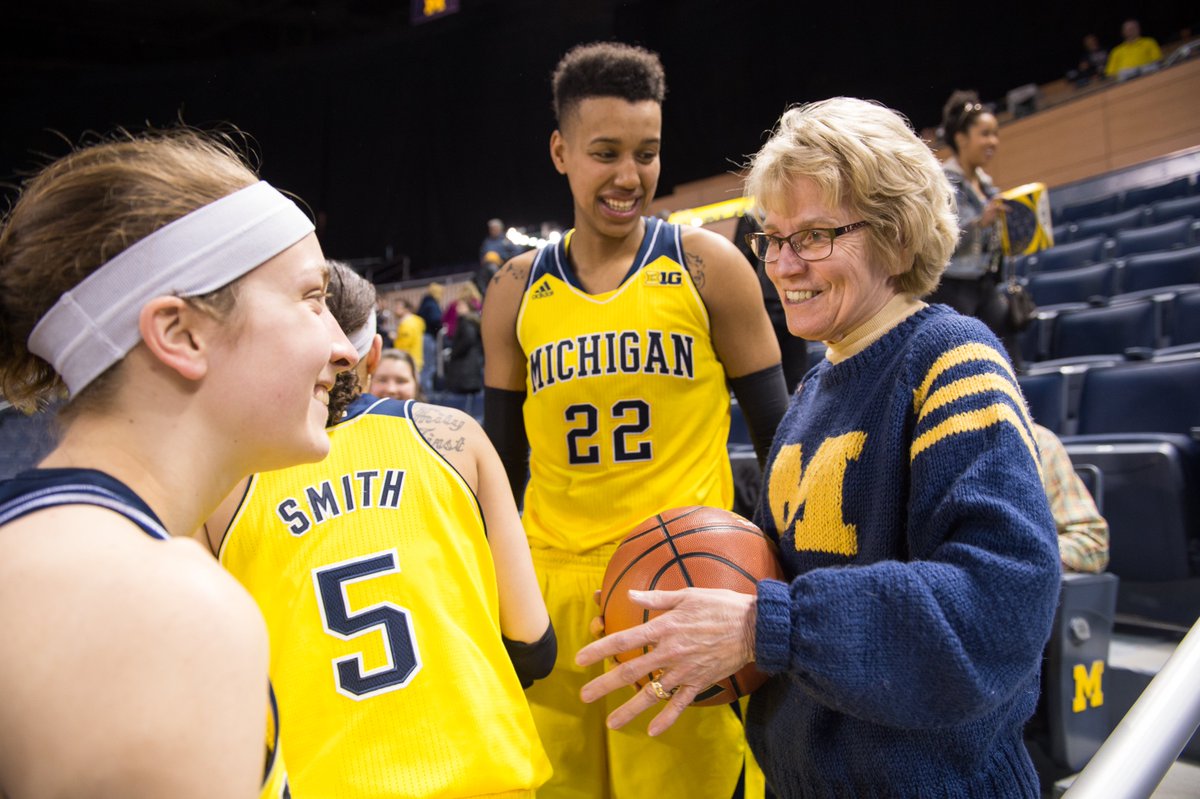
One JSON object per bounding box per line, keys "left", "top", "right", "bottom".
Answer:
{"left": 276, "top": 469, "right": 406, "bottom": 536}
{"left": 644, "top": 269, "right": 682, "bottom": 286}
{"left": 1072, "top": 659, "right": 1105, "bottom": 713}
{"left": 767, "top": 432, "right": 867, "bottom": 556}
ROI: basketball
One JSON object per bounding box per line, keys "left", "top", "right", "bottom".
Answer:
{"left": 600, "top": 505, "right": 785, "bottom": 706}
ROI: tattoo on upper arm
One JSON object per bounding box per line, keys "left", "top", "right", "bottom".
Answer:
{"left": 412, "top": 404, "right": 468, "bottom": 454}
{"left": 684, "top": 250, "right": 707, "bottom": 290}
{"left": 496, "top": 261, "right": 529, "bottom": 285}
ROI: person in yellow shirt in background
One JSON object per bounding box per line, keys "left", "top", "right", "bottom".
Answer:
{"left": 392, "top": 295, "right": 425, "bottom": 374}
{"left": 1105, "top": 19, "right": 1162, "bottom": 78}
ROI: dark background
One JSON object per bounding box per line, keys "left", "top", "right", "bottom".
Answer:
{"left": 3, "top": 1, "right": 1196, "bottom": 278}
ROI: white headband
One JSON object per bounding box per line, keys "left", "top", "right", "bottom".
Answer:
{"left": 349, "top": 311, "right": 377, "bottom": 359}
{"left": 28, "top": 181, "right": 315, "bottom": 397}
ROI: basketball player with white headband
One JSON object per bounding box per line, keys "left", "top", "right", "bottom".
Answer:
{"left": 0, "top": 129, "right": 356, "bottom": 799}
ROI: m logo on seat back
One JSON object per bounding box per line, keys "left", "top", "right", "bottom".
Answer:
{"left": 1072, "top": 660, "right": 1105, "bottom": 712}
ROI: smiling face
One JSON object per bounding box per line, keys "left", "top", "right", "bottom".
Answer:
{"left": 550, "top": 97, "right": 661, "bottom": 241}
{"left": 955, "top": 112, "right": 999, "bottom": 171}
{"left": 371, "top": 354, "right": 418, "bottom": 401}
{"left": 205, "top": 233, "right": 356, "bottom": 470}
{"left": 762, "top": 178, "right": 899, "bottom": 343}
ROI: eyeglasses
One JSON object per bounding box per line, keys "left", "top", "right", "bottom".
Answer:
{"left": 744, "top": 221, "right": 870, "bottom": 263}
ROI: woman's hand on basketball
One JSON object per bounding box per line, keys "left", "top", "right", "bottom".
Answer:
{"left": 575, "top": 587, "right": 756, "bottom": 736}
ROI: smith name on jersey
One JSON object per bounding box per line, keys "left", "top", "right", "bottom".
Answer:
{"left": 274, "top": 468, "right": 407, "bottom": 536}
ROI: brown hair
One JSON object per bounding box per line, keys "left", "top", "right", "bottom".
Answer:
{"left": 0, "top": 129, "right": 260, "bottom": 411}
{"left": 325, "top": 260, "right": 378, "bottom": 425}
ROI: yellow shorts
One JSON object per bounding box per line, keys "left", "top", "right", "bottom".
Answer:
{"left": 526, "top": 546, "right": 764, "bottom": 799}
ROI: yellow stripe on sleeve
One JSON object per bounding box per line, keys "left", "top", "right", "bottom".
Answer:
{"left": 912, "top": 343, "right": 1015, "bottom": 412}
{"left": 917, "top": 372, "right": 1031, "bottom": 430}
{"left": 910, "top": 402, "right": 1041, "bottom": 477}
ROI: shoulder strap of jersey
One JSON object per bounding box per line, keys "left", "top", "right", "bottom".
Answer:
{"left": 0, "top": 481, "right": 169, "bottom": 540}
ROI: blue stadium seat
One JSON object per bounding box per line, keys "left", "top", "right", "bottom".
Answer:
{"left": 1072, "top": 207, "right": 1150, "bottom": 241}
{"left": 1120, "top": 245, "right": 1200, "bottom": 293}
{"left": 1018, "top": 310, "right": 1058, "bottom": 364}
{"left": 1169, "top": 288, "right": 1200, "bottom": 346}
{"left": 1065, "top": 355, "right": 1200, "bottom": 593}
{"left": 1024, "top": 235, "right": 1108, "bottom": 273}
{"left": 1017, "top": 370, "right": 1069, "bottom": 434}
{"left": 1111, "top": 217, "right": 1196, "bottom": 257}
{"left": 1026, "top": 262, "right": 1120, "bottom": 306}
{"left": 1063, "top": 437, "right": 1197, "bottom": 587}
{"left": 1049, "top": 299, "right": 1161, "bottom": 360}
{"left": 1009, "top": 252, "right": 1034, "bottom": 277}
{"left": 1058, "top": 194, "right": 1120, "bottom": 224}
{"left": 1123, "top": 176, "right": 1193, "bottom": 209}
{"left": 1150, "top": 194, "right": 1200, "bottom": 225}
{"left": 1050, "top": 223, "right": 1074, "bottom": 247}
{"left": 1075, "top": 355, "right": 1200, "bottom": 437}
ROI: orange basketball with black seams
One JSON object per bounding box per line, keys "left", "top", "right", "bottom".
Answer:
{"left": 600, "top": 505, "right": 785, "bottom": 706}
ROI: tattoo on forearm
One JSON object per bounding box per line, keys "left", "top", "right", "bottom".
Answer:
{"left": 685, "top": 250, "right": 707, "bottom": 289}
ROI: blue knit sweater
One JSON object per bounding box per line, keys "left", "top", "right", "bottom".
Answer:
{"left": 749, "top": 304, "right": 1061, "bottom": 799}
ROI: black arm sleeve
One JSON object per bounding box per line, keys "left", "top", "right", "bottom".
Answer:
{"left": 503, "top": 621, "right": 557, "bottom": 688}
{"left": 483, "top": 385, "right": 530, "bottom": 507}
{"left": 729, "top": 363, "right": 789, "bottom": 470}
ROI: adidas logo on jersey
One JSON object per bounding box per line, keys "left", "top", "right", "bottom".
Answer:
{"left": 532, "top": 280, "right": 554, "bottom": 299}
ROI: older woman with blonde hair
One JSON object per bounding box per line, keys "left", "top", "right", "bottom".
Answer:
{"left": 577, "top": 98, "right": 1060, "bottom": 798}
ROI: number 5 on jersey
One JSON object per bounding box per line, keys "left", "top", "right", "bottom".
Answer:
{"left": 313, "top": 550, "right": 422, "bottom": 700}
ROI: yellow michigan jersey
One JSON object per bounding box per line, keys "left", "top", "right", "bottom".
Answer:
{"left": 517, "top": 216, "right": 734, "bottom": 553}
{"left": 220, "top": 396, "right": 550, "bottom": 798}
{"left": 262, "top": 687, "right": 290, "bottom": 798}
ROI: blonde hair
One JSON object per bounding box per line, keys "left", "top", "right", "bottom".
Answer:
{"left": 745, "top": 97, "right": 957, "bottom": 297}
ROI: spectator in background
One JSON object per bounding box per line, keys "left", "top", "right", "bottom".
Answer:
{"left": 1105, "top": 19, "right": 1162, "bottom": 79}
{"left": 444, "top": 296, "right": 485, "bottom": 395}
{"left": 1068, "top": 33, "right": 1109, "bottom": 86}
{"left": 392, "top": 296, "right": 425, "bottom": 376}
{"left": 416, "top": 282, "right": 444, "bottom": 391}
{"left": 443, "top": 281, "right": 482, "bottom": 340}
{"left": 475, "top": 250, "right": 504, "bottom": 297}
{"left": 480, "top": 217, "right": 522, "bottom": 264}
{"left": 371, "top": 348, "right": 424, "bottom": 402}
{"left": 374, "top": 296, "right": 395, "bottom": 349}
{"left": 1032, "top": 424, "right": 1110, "bottom": 572}
{"left": 929, "top": 90, "right": 1023, "bottom": 367}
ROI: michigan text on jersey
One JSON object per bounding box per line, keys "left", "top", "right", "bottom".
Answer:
{"left": 527, "top": 330, "right": 695, "bottom": 394}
